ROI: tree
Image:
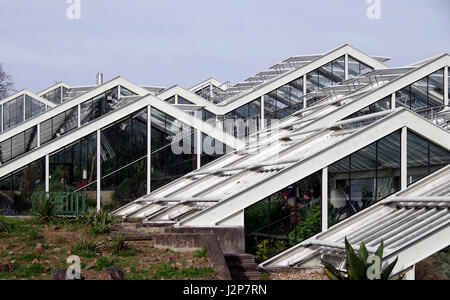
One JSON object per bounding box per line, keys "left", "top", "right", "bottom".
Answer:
{"left": 0, "top": 63, "right": 14, "bottom": 100}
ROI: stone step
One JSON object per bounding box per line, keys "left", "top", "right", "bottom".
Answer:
{"left": 230, "top": 271, "right": 262, "bottom": 281}
{"left": 113, "top": 231, "right": 153, "bottom": 241}
{"left": 224, "top": 253, "right": 255, "bottom": 265}
{"left": 227, "top": 263, "right": 258, "bottom": 272}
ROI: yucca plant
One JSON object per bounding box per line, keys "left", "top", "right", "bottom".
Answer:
{"left": 321, "top": 238, "right": 398, "bottom": 280}
{"left": 79, "top": 208, "right": 116, "bottom": 234}
{"left": 111, "top": 233, "right": 129, "bottom": 254}
{"left": 33, "top": 194, "right": 57, "bottom": 223}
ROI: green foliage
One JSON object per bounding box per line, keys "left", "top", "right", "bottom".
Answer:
{"left": 33, "top": 194, "right": 57, "bottom": 223}
{"left": 110, "top": 233, "right": 132, "bottom": 255}
{"left": 193, "top": 247, "right": 208, "bottom": 258}
{"left": 94, "top": 256, "right": 115, "bottom": 271}
{"left": 79, "top": 208, "right": 116, "bottom": 235}
{"left": 288, "top": 202, "right": 321, "bottom": 242}
{"left": 71, "top": 236, "right": 101, "bottom": 258}
{"left": 321, "top": 238, "right": 399, "bottom": 280}
{"left": 254, "top": 239, "right": 289, "bottom": 263}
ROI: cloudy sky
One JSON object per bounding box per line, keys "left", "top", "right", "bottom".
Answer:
{"left": 0, "top": 0, "right": 449, "bottom": 92}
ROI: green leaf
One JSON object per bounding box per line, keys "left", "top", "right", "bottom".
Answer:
{"left": 345, "top": 238, "right": 366, "bottom": 280}
{"left": 358, "top": 241, "right": 369, "bottom": 266}
{"left": 375, "top": 240, "right": 384, "bottom": 260}
{"left": 381, "top": 257, "right": 398, "bottom": 280}
{"left": 321, "top": 259, "right": 343, "bottom": 280}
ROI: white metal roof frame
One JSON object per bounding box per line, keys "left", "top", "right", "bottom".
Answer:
{"left": 177, "top": 109, "right": 450, "bottom": 226}
{"left": 259, "top": 164, "right": 450, "bottom": 277}
{"left": 113, "top": 109, "right": 449, "bottom": 225}
{"left": 0, "top": 89, "right": 56, "bottom": 109}
{"left": 246, "top": 54, "right": 449, "bottom": 146}
{"left": 0, "top": 93, "right": 244, "bottom": 179}
{"left": 157, "top": 44, "right": 389, "bottom": 116}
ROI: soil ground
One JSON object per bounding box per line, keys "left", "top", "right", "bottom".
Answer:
{"left": 0, "top": 216, "right": 217, "bottom": 280}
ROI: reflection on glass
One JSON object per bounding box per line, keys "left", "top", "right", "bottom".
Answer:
{"left": 244, "top": 171, "right": 322, "bottom": 262}
{"left": 328, "top": 130, "right": 401, "bottom": 226}
{"left": 407, "top": 131, "right": 450, "bottom": 185}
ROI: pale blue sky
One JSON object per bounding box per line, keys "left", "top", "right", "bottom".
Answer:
{"left": 0, "top": 0, "right": 449, "bottom": 92}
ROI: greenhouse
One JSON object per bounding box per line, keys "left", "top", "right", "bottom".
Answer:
{"left": 0, "top": 45, "right": 449, "bottom": 278}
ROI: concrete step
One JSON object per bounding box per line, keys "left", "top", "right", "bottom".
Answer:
{"left": 230, "top": 271, "right": 262, "bottom": 281}
{"left": 224, "top": 253, "right": 255, "bottom": 265}
{"left": 227, "top": 263, "right": 258, "bottom": 272}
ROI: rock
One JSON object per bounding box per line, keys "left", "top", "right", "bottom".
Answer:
{"left": 32, "top": 259, "right": 39, "bottom": 264}
{"left": 35, "top": 243, "right": 44, "bottom": 254}
{"left": 175, "top": 262, "right": 183, "bottom": 269}
{"left": 97, "top": 266, "right": 125, "bottom": 280}
{"left": 0, "top": 262, "right": 14, "bottom": 273}
{"left": 52, "top": 269, "right": 85, "bottom": 280}
{"left": 8, "top": 251, "right": 13, "bottom": 256}
{"left": 170, "top": 264, "right": 176, "bottom": 269}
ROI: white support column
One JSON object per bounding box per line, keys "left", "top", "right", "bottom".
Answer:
{"left": 37, "top": 123, "right": 41, "bottom": 147}
{"left": 260, "top": 95, "right": 265, "bottom": 130}
{"left": 344, "top": 54, "right": 349, "bottom": 81}
{"left": 322, "top": 167, "right": 328, "bottom": 232}
{"left": 196, "top": 129, "right": 201, "bottom": 169}
{"left": 1, "top": 104, "right": 3, "bottom": 132}
{"left": 391, "top": 93, "right": 396, "bottom": 109}
{"left": 22, "top": 95, "right": 26, "bottom": 121}
{"left": 401, "top": 127, "right": 408, "bottom": 190}
{"left": 96, "top": 129, "right": 101, "bottom": 211}
{"left": 45, "top": 155, "right": 49, "bottom": 192}
{"left": 175, "top": 94, "right": 179, "bottom": 105}
{"left": 444, "top": 66, "right": 448, "bottom": 107}
{"left": 403, "top": 265, "right": 415, "bottom": 280}
{"left": 147, "top": 105, "right": 152, "bottom": 195}
{"left": 303, "top": 75, "right": 307, "bottom": 108}
{"left": 118, "top": 85, "right": 121, "bottom": 100}
{"left": 77, "top": 104, "right": 81, "bottom": 128}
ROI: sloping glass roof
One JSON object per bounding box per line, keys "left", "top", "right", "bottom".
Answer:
{"left": 260, "top": 164, "right": 450, "bottom": 273}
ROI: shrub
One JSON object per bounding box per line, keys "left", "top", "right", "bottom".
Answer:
{"left": 79, "top": 208, "right": 115, "bottom": 235}
{"left": 321, "top": 238, "right": 398, "bottom": 280}
{"left": 110, "top": 233, "right": 130, "bottom": 255}
{"left": 71, "top": 236, "right": 101, "bottom": 258}
{"left": 33, "top": 194, "right": 57, "bottom": 223}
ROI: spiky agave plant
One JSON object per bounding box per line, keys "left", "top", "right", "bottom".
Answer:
{"left": 33, "top": 193, "right": 57, "bottom": 223}
{"left": 321, "top": 238, "right": 398, "bottom": 280}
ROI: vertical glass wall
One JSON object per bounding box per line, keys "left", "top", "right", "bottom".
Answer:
{"left": 0, "top": 158, "right": 45, "bottom": 213}
{"left": 407, "top": 131, "right": 450, "bottom": 186}
{"left": 0, "top": 126, "right": 37, "bottom": 164}
{"left": 348, "top": 56, "right": 373, "bottom": 79}
{"left": 245, "top": 171, "right": 322, "bottom": 262}
{"left": 80, "top": 87, "right": 119, "bottom": 125}
{"left": 151, "top": 108, "right": 197, "bottom": 191}
{"left": 225, "top": 98, "right": 261, "bottom": 138}
{"left": 101, "top": 108, "right": 147, "bottom": 209}
{"left": 306, "top": 56, "right": 345, "bottom": 93}
{"left": 265, "top": 78, "right": 303, "bottom": 124}
{"left": 396, "top": 68, "right": 444, "bottom": 114}
{"left": 328, "top": 130, "right": 401, "bottom": 226}
{"left": 49, "top": 133, "right": 97, "bottom": 206}
{"left": 2, "top": 95, "right": 24, "bottom": 130}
